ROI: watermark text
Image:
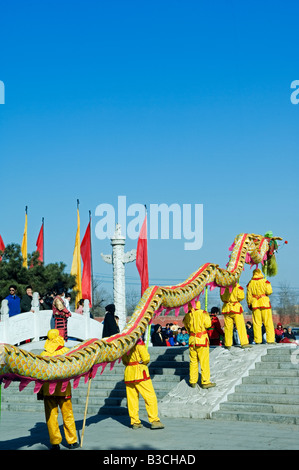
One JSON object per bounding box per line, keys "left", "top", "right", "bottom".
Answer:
{"left": 95, "top": 196, "right": 203, "bottom": 251}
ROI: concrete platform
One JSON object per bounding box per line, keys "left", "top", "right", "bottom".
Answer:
{"left": 0, "top": 409, "right": 298, "bottom": 451}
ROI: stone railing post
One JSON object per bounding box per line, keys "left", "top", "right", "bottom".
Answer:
{"left": 32, "top": 292, "right": 40, "bottom": 341}
{"left": 0, "top": 299, "right": 9, "bottom": 343}
{"left": 83, "top": 298, "right": 90, "bottom": 337}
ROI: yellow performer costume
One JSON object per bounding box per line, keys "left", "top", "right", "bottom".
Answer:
{"left": 246, "top": 268, "right": 275, "bottom": 344}
{"left": 122, "top": 338, "right": 164, "bottom": 430}
{"left": 39, "top": 329, "right": 79, "bottom": 449}
{"left": 220, "top": 282, "right": 250, "bottom": 349}
{"left": 183, "top": 301, "right": 215, "bottom": 389}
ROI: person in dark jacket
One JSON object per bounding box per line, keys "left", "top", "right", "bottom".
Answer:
{"left": 20, "top": 285, "right": 34, "bottom": 312}
{"left": 102, "top": 304, "right": 119, "bottom": 338}
{"left": 246, "top": 321, "right": 254, "bottom": 344}
{"left": 151, "top": 324, "right": 166, "bottom": 346}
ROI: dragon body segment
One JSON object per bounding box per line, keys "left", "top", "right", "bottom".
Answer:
{"left": 0, "top": 233, "right": 282, "bottom": 395}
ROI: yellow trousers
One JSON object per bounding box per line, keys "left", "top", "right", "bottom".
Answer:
{"left": 223, "top": 313, "right": 249, "bottom": 347}
{"left": 189, "top": 346, "right": 210, "bottom": 385}
{"left": 252, "top": 308, "right": 275, "bottom": 343}
{"left": 125, "top": 379, "right": 160, "bottom": 425}
{"left": 44, "top": 397, "right": 77, "bottom": 445}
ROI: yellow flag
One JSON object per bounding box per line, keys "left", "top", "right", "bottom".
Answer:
{"left": 71, "top": 207, "right": 82, "bottom": 306}
{"left": 21, "top": 209, "right": 28, "bottom": 268}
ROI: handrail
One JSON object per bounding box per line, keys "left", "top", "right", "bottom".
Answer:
{"left": 0, "top": 294, "right": 103, "bottom": 346}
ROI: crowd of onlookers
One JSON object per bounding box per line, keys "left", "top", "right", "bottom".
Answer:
{"left": 3, "top": 287, "right": 299, "bottom": 346}
{"left": 150, "top": 313, "right": 298, "bottom": 347}
{"left": 151, "top": 323, "right": 190, "bottom": 347}
{"left": 3, "top": 284, "right": 87, "bottom": 317}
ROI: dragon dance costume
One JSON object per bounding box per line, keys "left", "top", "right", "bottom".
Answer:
{"left": 220, "top": 282, "right": 249, "bottom": 348}
{"left": 183, "top": 301, "right": 215, "bottom": 388}
{"left": 246, "top": 268, "right": 275, "bottom": 344}
{"left": 39, "top": 329, "right": 79, "bottom": 449}
{"left": 122, "top": 338, "right": 164, "bottom": 429}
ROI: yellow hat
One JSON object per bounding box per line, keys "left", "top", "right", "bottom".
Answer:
{"left": 42, "top": 329, "right": 68, "bottom": 356}
{"left": 47, "top": 329, "right": 60, "bottom": 340}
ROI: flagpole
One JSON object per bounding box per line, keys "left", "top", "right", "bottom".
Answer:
{"left": 89, "top": 210, "right": 94, "bottom": 306}
{"left": 21, "top": 206, "right": 28, "bottom": 268}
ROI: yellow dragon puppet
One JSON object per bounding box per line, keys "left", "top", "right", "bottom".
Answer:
{"left": 0, "top": 232, "right": 283, "bottom": 396}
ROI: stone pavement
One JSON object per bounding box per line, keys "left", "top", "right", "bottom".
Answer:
{"left": 0, "top": 410, "right": 298, "bottom": 451}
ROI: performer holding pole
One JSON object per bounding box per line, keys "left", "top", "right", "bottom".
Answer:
{"left": 220, "top": 281, "right": 251, "bottom": 349}
{"left": 122, "top": 338, "right": 164, "bottom": 430}
{"left": 39, "top": 329, "right": 79, "bottom": 450}
{"left": 246, "top": 268, "right": 275, "bottom": 344}
{"left": 183, "top": 301, "right": 216, "bottom": 389}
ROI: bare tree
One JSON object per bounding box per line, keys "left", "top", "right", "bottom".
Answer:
{"left": 126, "top": 288, "right": 141, "bottom": 316}
{"left": 276, "top": 282, "right": 298, "bottom": 322}
{"left": 91, "top": 279, "right": 112, "bottom": 318}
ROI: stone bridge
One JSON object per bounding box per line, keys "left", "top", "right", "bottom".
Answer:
{"left": 0, "top": 293, "right": 103, "bottom": 350}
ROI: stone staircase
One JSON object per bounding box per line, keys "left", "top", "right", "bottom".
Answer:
{"left": 211, "top": 346, "right": 299, "bottom": 425}
{"left": 0, "top": 346, "right": 189, "bottom": 416}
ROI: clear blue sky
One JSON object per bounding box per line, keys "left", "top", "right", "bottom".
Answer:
{"left": 0, "top": 1, "right": 298, "bottom": 303}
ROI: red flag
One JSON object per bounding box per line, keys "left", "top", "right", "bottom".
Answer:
{"left": 81, "top": 220, "right": 92, "bottom": 306}
{"left": 36, "top": 221, "right": 44, "bottom": 263}
{"left": 136, "top": 214, "right": 149, "bottom": 297}
{"left": 0, "top": 235, "right": 5, "bottom": 261}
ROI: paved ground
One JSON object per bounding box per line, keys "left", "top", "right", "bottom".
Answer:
{"left": 0, "top": 410, "right": 298, "bottom": 452}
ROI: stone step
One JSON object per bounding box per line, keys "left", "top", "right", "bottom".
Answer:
{"left": 219, "top": 400, "right": 299, "bottom": 415}
{"left": 212, "top": 410, "right": 299, "bottom": 425}
{"left": 249, "top": 368, "right": 299, "bottom": 378}
{"left": 256, "top": 361, "right": 298, "bottom": 370}
{"left": 234, "top": 383, "right": 299, "bottom": 395}
{"left": 211, "top": 346, "right": 299, "bottom": 425}
{"left": 242, "top": 375, "right": 299, "bottom": 386}
{"left": 227, "top": 392, "right": 299, "bottom": 405}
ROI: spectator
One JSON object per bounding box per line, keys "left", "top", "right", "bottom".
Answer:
{"left": 20, "top": 285, "right": 34, "bottom": 312}
{"left": 246, "top": 321, "right": 254, "bottom": 344}
{"left": 37, "top": 293, "right": 47, "bottom": 311}
{"left": 151, "top": 324, "right": 166, "bottom": 346}
{"left": 63, "top": 292, "right": 71, "bottom": 310}
{"left": 43, "top": 291, "right": 55, "bottom": 310}
{"left": 102, "top": 304, "right": 119, "bottom": 338}
{"left": 170, "top": 322, "right": 179, "bottom": 334}
{"left": 52, "top": 287, "right": 72, "bottom": 340}
{"left": 166, "top": 330, "right": 178, "bottom": 346}
{"left": 208, "top": 307, "right": 224, "bottom": 346}
{"left": 284, "top": 326, "right": 296, "bottom": 341}
{"left": 75, "top": 299, "right": 84, "bottom": 314}
{"left": 5, "top": 285, "right": 21, "bottom": 317}
{"left": 275, "top": 323, "right": 284, "bottom": 343}
{"left": 177, "top": 327, "right": 189, "bottom": 346}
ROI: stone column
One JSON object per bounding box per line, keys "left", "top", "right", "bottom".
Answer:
{"left": 101, "top": 224, "right": 136, "bottom": 332}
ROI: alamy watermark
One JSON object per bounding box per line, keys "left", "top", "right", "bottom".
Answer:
{"left": 0, "top": 81, "right": 4, "bottom": 104}
{"left": 95, "top": 196, "right": 203, "bottom": 251}
{"left": 290, "top": 80, "right": 299, "bottom": 104}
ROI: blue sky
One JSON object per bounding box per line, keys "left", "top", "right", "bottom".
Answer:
{"left": 0, "top": 1, "right": 298, "bottom": 304}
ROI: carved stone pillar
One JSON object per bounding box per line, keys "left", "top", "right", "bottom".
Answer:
{"left": 101, "top": 224, "right": 136, "bottom": 332}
